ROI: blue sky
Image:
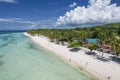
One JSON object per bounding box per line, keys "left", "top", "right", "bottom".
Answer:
{"left": 0, "top": 0, "right": 120, "bottom": 30}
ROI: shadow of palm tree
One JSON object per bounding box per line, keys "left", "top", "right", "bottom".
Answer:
{"left": 109, "top": 56, "right": 120, "bottom": 64}
{"left": 67, "top": 46, "right": 72, "bottom": 48}
{"left": 96, "top": 56, "right": 110, "bottom": 62}
{"left": 69, "top": 48, "right": 80, "bottom": 52}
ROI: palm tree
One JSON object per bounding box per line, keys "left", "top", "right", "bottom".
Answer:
{"left": 110, "top": 33, "right": 120, "bottom": 60}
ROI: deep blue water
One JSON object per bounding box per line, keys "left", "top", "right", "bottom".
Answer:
{"left": 0, "top": 30, "right": 26, "bottom": 34}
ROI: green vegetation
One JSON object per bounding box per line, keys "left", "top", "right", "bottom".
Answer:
{"left": 27, "top": 22, "right": 120, "bottom": 57}
{"left": 69, "top": 40, "right": 82, "bottom": 48}
{"left": 87, "top": 43, "right": 100, "bottom": 51}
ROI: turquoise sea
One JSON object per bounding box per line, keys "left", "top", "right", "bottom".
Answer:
{"left": 0, "top": 32, "right": 94, "bottom": 80}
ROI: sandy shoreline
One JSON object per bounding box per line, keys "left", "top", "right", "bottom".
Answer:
{"left": 24, "top": 32, "right": 120, "bottom": 80}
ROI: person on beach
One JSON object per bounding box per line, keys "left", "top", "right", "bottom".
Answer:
{"left": 107, "top": 76, "right": 111, "bottom": 79}
{"left": 86, "top": 62, "right": 88, "bottom": 66}
{"left": 69, "top": 59, "right": 71, "bottom": 62}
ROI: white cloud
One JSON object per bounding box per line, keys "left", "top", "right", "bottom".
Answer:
{"left": 69, "top": 2, "right": 77, "bottom": 8}
{"left": 57, "top": 0, "right": 120, "bottom": 26}
{"left": 0, "top": 18, "right": 57, "bottom": 29}
{"left": 0, "top": 18, "right": 39, "bottom": 28}
{"left": 0, "top": 18, "right": 21, "bottom": 22}
{"left": 33, "top": 19, "right": 57, "bottom": 29}
{"left": 0, "top": 0, "right": 16, "bottom": 3}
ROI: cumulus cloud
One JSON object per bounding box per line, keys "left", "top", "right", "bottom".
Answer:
{"left": 57, "top": 0, "right": 120, "bottom": 26}
{"left": 69, "top": 2, "right": 77, "bottom": 8}
{"left": 0, "top": 0, "right": 16, "bottom": 3}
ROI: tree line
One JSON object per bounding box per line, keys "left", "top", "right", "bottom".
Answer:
{"left": 27, "top": 22, "right": 120, "bottom": 58}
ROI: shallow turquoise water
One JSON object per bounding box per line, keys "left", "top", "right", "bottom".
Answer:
{"left": 0, "top": 33, "right": 94, "bottom": 80}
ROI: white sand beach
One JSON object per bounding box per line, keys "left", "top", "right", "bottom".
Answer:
{"left": 24, "top": 32, "right": 120, "bottom": 80}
